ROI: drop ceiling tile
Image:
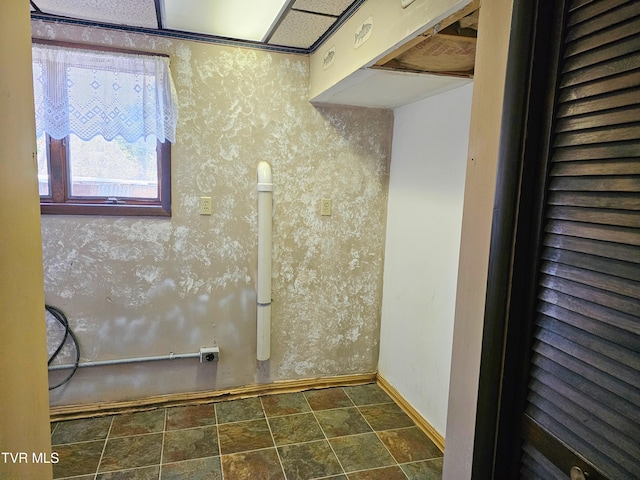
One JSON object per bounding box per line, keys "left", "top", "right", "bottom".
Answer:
{"left": 293, "top": 0, "right": 355, "bottom": 16}
{"left": 269, "top": 10, "right": 335, "bottom": 49}
{"left": 34, "top": 0, "right": 158, "bottom": 28}
{"left": 164, "top": 0, "right": 288, "bottom": 42}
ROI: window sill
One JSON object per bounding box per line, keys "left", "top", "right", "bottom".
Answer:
{"left": 40, "top": 203, "right": 171, "bottom": 217}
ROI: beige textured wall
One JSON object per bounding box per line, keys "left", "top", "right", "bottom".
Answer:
{"left": 0, "top": 4, "right": 53, "bottom": 480}
{"left": 32, "top": 22, "right": 393, "bottom": 407}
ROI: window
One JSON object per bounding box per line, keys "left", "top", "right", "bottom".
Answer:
{"left": 32, "top": 41, "right": 178, "bottom": 216}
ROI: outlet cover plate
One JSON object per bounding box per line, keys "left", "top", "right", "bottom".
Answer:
{"left": 199, "top": 346, "right": 219, "bottom": 362}
{"left": 200, "top": 196, "right": 212, "bottom": 215}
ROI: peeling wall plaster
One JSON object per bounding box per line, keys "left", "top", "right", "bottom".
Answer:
{"left": 33, "top": 21, "right": 393, "bottom": 406}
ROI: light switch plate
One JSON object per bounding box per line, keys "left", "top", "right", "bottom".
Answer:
{"left": 321, "top": 198, "right": 331, "bottom": 216}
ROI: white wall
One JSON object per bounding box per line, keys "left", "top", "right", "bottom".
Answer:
{"left": 379, "top": 82, "right": 473, "bottom": 437}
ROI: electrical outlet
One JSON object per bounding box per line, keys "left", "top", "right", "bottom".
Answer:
{"left": 200, "top": 196, "right": 212, "bottom": 215}
{"left": 321, "top": 198, "right": 332, "bottom": 216}
{"left": 199, "top": 346, "right": 219, "bottom": 362}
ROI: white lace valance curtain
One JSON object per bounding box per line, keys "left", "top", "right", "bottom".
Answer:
{"left": 32, "top": 44, "right": 178, "bottom": 143}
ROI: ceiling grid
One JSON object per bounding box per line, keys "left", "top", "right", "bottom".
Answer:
{"left": 29, "top": 0, "right": 364, "bottom": 54}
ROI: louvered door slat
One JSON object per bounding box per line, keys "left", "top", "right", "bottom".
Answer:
{"left": 548, "top": 191, "right": 640, "bottom": 210}
{"left": 545, "top": 220, "right": 640, "bottom": 244}
{"left": 568, "top": 0, "right": 631, "bottom": 25}
{"left": 535, "top": 328, "right": 638, "bottom": 385}
{"left": 546, "top": 205, "right": 640, "bottom": 227}
{"left": 539, "top": 289, "right": 639, "bottom": 334}
{"left": 549, "top": 176, "right": 640, "bottom": 192}
{"left": 557, "top": 89, "right": 640, "bottom": 117}
{"left": 540, "top": 274, "right": 639, "bottom": 316}
{"left": 531, "top": 369, "right": 640, "bottom": 439}
{"left": 554, "top": 124, "right": 640, "bottom": 146}
{"left": 544, "top": 233, "right": 640, "bottom": 263}
{"left": 530, "top": 378, "right": 639, "bottom": 454}
{"left": 564, "top": 36, "right": 640, "bottom": 72}
{"left": 570, "top": 0, "right": 597, "bottom": 12}
{"left": 541, "top": 249, "right": 640, "bottom": 284}
{"left": 566, "top": 1, "right": 640, "bottom": 42}
{"left": 538, "top": 314, "right": 639, "bottom": 367}
{"left": 553, "top": 139, "right": 640, "bottom": 160}
{"left": 541, "top": 261, "right": 640, "bottom": 297}
{"left": 532, "top": 353, "right": 640, "bottom": 422}
{"left": 561, "top": 52, "right": 640, "bottom": 88}
{"left": 556, "top": 107, "right": 640, "bottom": 131}
{"left": 565, "top": 16, "right": 640, "bottom": 57}
{"left": 551, "top": 159, "right": 640, "bottom": 176}
{"left": 540, "top": 302, "right": 640, "bottom": 349}
{"left": 560, "top": 71, "right": 640, "bottom": 104}
{"left": 545, "top": 220, "right": 640, "bottom": 246}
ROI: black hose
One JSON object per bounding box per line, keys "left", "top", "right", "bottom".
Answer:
{"left": 46, "top": 305, "right": 80, "bottom": 390}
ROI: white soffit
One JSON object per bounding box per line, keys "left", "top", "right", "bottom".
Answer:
{"left": 163, "top": 0, "right": 288, "bottom": 42}
{"left": 293, "top": 0, "right": 354, "bottom": 16}
{"left": 312, "top": 69, "right": 472, "bottom": 109}
{"left": 269, "top": 10, "right": 336, "bottom": 49}
{"left": 34, "top": 0, "right": 158, "bottom": 28}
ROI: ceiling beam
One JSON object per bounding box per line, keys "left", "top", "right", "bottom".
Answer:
{"left": 154, "top": 0, "right": 163, "bottom": 30}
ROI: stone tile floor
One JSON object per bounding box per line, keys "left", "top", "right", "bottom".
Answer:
{"left": 51, "top": 383, "right": 443, "bottom": 479}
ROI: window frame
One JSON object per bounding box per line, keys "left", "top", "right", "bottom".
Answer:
{"left": 34, "top": 39, "right": 173, "bottom": 217}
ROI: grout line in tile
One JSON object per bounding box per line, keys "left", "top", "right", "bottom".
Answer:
{"left": 99, "top": 430, "right": 166, "bottom": 440}
{"left": 342, "top": 386, "right": 394, "bottom": 408}
{"left": 352, "top": 402, "right": 407, "bottom": 469}
{"left": 353, "top": 400, "right": 395, "bottom": 407}
{"left": 51, "top": 438, "right": 107, "bottom": 448}
{"left": 56, "top": 476, "right": 98, "bottom": 480}
{"left": 374, "top": 425, "right": 426, "bottom": 434}
{"left": 260, "top": 396, "right": 289, "bottom": 480}
{"left": 264, "top": 404, "right": 354, "bottom": 421}
{"left": 373, "top": 430, "right": 403, "bottom": 466}
{"left": 219, "top": 444, "right": 286, "bottom": 462}
{"left": 162, "top": 423, "right": 218, "bottom": 433}
{"left": 216, "top": 420, "right": 226, "bottom": 478}
{"left": 160, "top": 454, "right": 220, "bottom": 468}
{"left": 215, "top": 415, "right": 267, "bottom": 427}
{"left": 347, "top": 464, "right": 411, "bottom": 479}
{"left": 91, "top": 464, "right": 160, "bottom": 479}
{"left": 158, "top": 408, "right": 167, "bottom": 480}
{"left": 303, "top": 388, "right": 348, "bottom": 478}
{"left": 400, "top": 457, "right": 444, "bottom": 466}
{"left": 93, "top": 415, "right": 114, "bottom": 480}
{"left": 312, "top": 476, "right": 346, "bottom": 480}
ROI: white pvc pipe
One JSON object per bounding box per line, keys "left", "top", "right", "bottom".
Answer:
{"left": 257, "top": 161, "right": 273, "bottom": 361}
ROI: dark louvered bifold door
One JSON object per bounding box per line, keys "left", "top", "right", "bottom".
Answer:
{"left": 520, "top": 0, "right": 640, "bottom": 479}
